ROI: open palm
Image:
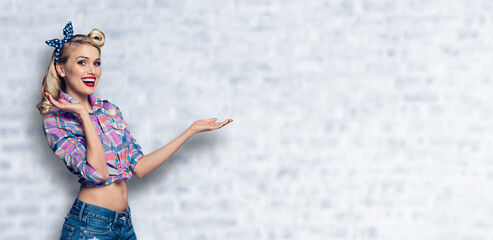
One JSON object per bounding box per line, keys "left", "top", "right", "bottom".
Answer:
{"left": 44, "top": 92, "right": 88, "bottom": 115}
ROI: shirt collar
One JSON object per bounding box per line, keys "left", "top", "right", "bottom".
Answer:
{"left": 59, "top": 92, "right": 109, "bottom": 113}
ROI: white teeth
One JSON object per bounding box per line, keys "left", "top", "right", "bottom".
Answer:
{"left": 83, "top": 79, "right": 95, "bottom": 83}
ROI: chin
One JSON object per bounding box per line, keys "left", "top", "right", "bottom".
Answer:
{"left": 82, "top": 88, "right": 95, "bottom": 96}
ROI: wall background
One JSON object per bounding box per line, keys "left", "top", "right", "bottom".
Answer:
{"left": 2, "top": 0, "right": 493, "bottom": 239}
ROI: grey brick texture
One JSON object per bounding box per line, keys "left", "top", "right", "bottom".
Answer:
{"left": 2, "top": 0, "right": 493, "bottom": 239}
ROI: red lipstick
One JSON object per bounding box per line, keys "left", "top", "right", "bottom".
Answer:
{"left": 82, "top": 77, "right": 96, "bottom": 87}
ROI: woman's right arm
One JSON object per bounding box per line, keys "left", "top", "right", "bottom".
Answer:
{"left": 45, "top": 93, "right": 109, "bottom": 179}
{"left": 132, "top": 118, "right": 232, "bottom": 178}
{"left": 78, "top": 112, "right": 109, "bottom": 178}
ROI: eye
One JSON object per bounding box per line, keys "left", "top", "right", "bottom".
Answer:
{"left": 77, "top": 61, "right": 86, "bottom": 65}
{"left": 94, "top": 61, "right": 101, "bottom": 66}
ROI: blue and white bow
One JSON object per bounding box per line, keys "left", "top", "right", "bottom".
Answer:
{"left": 45, "top": 21, "right": 74, "bottom": 63}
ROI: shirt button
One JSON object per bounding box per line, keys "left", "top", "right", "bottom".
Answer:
{"left": 107, "top": 109, "right": 116, "bottom": 115}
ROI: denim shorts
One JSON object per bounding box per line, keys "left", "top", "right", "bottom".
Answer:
{"left": 60, "top": 198, "right": 137, "bottom": 240}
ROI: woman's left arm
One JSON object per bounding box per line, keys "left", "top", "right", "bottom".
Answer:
{"left": 132, "top": 118, "right": 232, "bottom": 178}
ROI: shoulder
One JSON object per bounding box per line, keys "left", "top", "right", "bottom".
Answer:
{"left": 43, "top": 108, "right": 72, "bottom": 124}
{"left": 43, "top": 107, "right": 79, "bottom": 131}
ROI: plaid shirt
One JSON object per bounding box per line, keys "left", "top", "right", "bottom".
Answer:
{"left": 43, "top": 92, "right": 144, "bottom": 188}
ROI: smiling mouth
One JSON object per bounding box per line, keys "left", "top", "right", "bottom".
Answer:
{"left": 82, "top": 77, "right": 96, "bottom": 87}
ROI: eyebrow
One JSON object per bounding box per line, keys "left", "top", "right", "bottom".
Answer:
{"left": 75, "top": 56, "right": 101, "bottom": 61}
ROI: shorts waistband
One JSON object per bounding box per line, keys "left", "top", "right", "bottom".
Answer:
{"left": 70, "top": 198, "right": 131, "bottom": 224}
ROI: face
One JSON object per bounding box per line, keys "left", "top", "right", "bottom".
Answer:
{"left": 56, "top": 44, "right": 101, "bottom": 101}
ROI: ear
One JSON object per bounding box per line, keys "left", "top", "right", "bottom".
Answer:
{"left": 55, "top": 63, "right": 66, "bottom": 78}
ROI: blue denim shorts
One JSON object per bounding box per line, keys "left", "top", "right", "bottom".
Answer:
{"left": 60, "top": 198, "right": 137, "bottom": 240}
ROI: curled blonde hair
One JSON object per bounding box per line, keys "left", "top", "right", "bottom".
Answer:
{"left": 36, "top": 28, "right": 105, "bottom": 116}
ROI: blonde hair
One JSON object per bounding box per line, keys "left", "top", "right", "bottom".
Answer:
{"left": 36, "top": 28, "right": 105, "bottom": 116}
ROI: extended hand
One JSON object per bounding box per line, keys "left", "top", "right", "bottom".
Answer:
{"left": 188, "top": 118, "right": 233, "bottom": 135}
{"left": 44, "top": 92, "right": 88, "bottom": 116}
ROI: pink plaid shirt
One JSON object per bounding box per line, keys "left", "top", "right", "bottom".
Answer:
{"left": 43, "top": 92, "right": 144, "bottom": 188}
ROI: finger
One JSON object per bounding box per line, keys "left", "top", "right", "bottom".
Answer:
{"left": 220, "top": 119, "right": 233, "bottom": 127}
{"left": 45, "top": 93, "right": 60, "bottom": 108}
{"left": 206, "top": 118, "right": 217, "bottom": 122}
{"left": 50, "top": 95, "right": 67, "bottom": 110}
{"left": 44, "top": 92, "right": 53, "bottom": 102}
{"left": 223, "top": 119, "right": 233, "bottom": 124}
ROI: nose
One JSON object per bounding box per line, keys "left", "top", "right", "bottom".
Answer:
{"left": 88, "top": 64, "right": 96, "bottom": 75}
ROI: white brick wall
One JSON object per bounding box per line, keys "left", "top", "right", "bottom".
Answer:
{"left": 2, "top": 0, "right": 493, "bottom": 239}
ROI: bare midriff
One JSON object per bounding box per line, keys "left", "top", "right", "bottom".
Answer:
{"left": 77, "top": 181, "right": 128, "bottom": 212}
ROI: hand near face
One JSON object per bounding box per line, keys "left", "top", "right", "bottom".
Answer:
{"left": 188, "top": 118, "right": 233, "bottom": 135}
{"left": 44, "top": 92, "right": 89, "bottom": 116}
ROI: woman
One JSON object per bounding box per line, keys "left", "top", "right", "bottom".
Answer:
{"left": 37, "top": 22, "right": 232, "bottom": 239}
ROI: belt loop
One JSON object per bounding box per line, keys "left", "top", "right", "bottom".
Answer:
{"left": 126, "top": 206, "right": 131, "bottom": 224}
{"left": 79, "top": 202, "right": 86, "bottom": 221}
{"left": 113, "top": 212, "right": 119, "bottom": 226}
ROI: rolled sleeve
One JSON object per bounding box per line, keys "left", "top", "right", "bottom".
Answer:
{"left": 113, "top": 105, "right": 145, "bottom": 173}
{"left": 43, "top": 114, "right": 106, "bottom": 184}
{"left": 127, "top": 132, "right": 145, "bottom": 172}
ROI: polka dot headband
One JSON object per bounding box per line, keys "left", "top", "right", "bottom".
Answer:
{"left": 45, "top": 21, "right": 74, "bottom": 64}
